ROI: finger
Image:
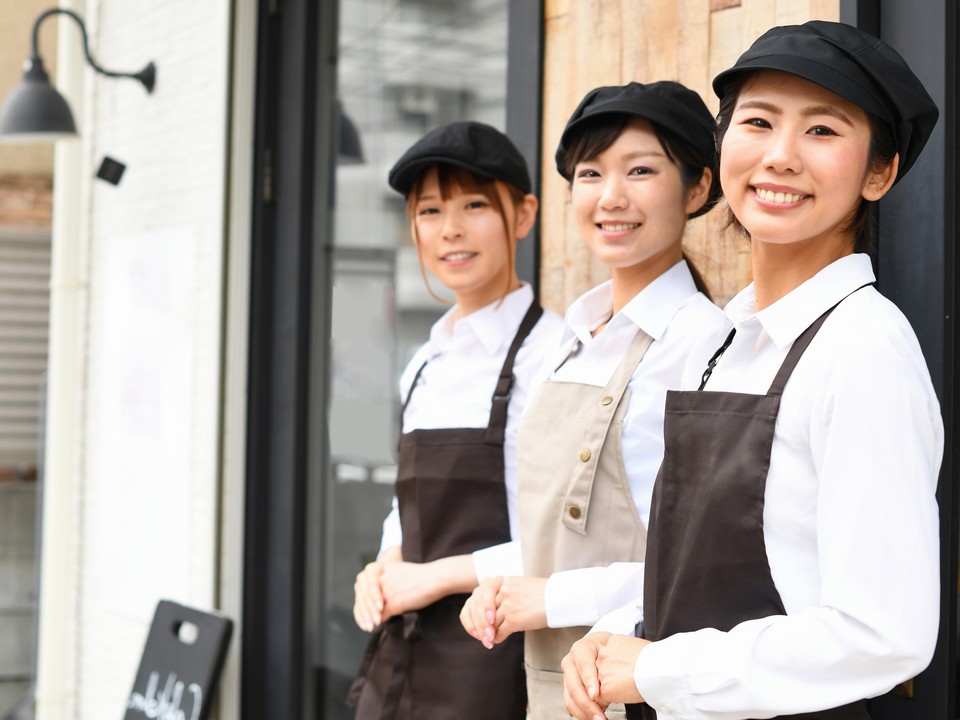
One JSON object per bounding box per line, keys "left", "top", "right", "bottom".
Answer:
{"left": 562, "top": 654, "right": 606, "bottom": 720}
{"left": 460, "top": 597, "right": 480, "bottom": 639}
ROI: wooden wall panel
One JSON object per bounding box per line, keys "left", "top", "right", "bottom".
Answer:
{"left": 539, "top": 0, "right": 839, "bottom": 312}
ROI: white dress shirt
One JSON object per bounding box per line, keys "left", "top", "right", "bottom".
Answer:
{"left": 377, "top": 284, "right": 564, "bottom": 578}
{"left": 478, "top": 261, "right": 723, "bottom": 626}
{"left": 597, "top": 254, "right": 943, "bottom": 719}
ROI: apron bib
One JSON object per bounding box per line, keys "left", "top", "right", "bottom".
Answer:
{"left": 349, "top": 302, "right": 542, "bottom": 720}
{"left": 519, "top": 329, "right": 652, "bottom": 720}
{"left": 630, "top": 299, "right": 869, "bottom": 720}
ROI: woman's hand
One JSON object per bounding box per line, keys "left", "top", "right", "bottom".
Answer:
{"left": 562, "top": 632, "right": 611, "bottom": 720}
{"left": 379, "top": 554, "right": 479, "bottom": 620}
{"left": 492, "top": 575, "right": 548, "bottom": 642}
{"left": 595, "top": 635, "right": 649, "bottom": 706}
{"left": 353, "top": 545, "right": 401, "bottom": 632}
{"left": 461, "top": 576, "right": 504, "bottom": 648}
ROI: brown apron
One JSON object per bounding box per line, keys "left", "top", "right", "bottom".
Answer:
{"left": 348, "top": 302, "right": 542, "bottom": 720}
{"left": 629, "top": 298, "right": 869, "bottom": 720}
{"left": 519, "top": 328, "right": 653, "bottom": 720}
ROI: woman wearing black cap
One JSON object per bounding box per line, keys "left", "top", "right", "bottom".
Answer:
{"left": 346, "top": 121, "right": 563, "bottom": 720}
{"left": 459, "top": 81, "right": 723, "bottom": 719}
{"left": 562, "top": 20, "right": 943, "bottom": 720}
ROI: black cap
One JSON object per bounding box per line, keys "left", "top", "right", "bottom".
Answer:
{"left": 388, "top": 121, "right": 532, "bottom": 196}
{"left": 554, "top": 81, "right": 720, "bottom": 218}
{"left": 712, "top": 20, "right": 939, "bottom": 183}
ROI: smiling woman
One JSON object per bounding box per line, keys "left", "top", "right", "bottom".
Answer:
{"left": 346, "top": 121, "right": 564, "bottom": 720}
{"left": 562, "top": 21, "right": 943, "bottom": 720}
{"left": 458, "top": 81, "right": 724, "bottom": 720}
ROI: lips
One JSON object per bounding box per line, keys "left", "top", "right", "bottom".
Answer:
{"left": 754, "top": 187, "right": 807, "bottom": 204}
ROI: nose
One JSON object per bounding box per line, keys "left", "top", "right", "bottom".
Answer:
{"left": 441, "top": 209, "right": 464, "bottom": 240}
{"left": 763, "top": 128, "right": 801, "bottom": 174}
{"left": 598, "top": 175, "right": 629, "bottom": 210}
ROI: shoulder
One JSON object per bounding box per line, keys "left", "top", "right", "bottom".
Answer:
{"left": 664, "top": 292, "right": 724, "bottom": 344}
{"left": 816, "top": 288, "right": 929, "bottom": 373}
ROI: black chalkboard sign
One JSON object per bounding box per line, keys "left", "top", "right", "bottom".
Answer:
{"left": 124, "top": 600, "right": 233, "bottom": 720}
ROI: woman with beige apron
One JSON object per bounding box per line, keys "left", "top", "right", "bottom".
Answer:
{"left": 460, "top": 82, "right": 723, "bottom": 719}
{"left": 348, "top": 121, "right": 563, "bottom": 720}
{"left": 562, "top": 21, "right": 943, "bottom": 720}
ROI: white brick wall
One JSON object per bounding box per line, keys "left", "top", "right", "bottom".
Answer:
{"left": 47, "top": 0, "right": 233, "bottom": 716}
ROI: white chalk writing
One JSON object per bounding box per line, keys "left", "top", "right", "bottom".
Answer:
{"left": 127, "top": 671, "right": 202, "bottom": 720}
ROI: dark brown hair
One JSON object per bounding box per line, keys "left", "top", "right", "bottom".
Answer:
{"left": 715, "top": 75, "right": 898, "bottom": 252}
{"left": 560, "top": 114, "right": 716, "bottom": 298}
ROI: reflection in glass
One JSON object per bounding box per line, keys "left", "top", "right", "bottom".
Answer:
{"left": 317, "top": 0, "right": 509, "bottom": 716}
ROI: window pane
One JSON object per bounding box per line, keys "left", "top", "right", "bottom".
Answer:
{"left": 316, "top": 1, "right": 509, "bottom": 716}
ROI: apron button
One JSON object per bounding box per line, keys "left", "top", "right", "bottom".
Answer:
{"left": 579, "top": 448, "right": 591, "bottom": 462}
{"left": 569, "top": 505, "right": 581, "bottom": 519}
{"left": 601, "top": 395, "right": 613, "bottom": 405}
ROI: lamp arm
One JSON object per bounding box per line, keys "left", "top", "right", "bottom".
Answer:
{"left": 31, "top": 7, "right": 155, "bottom": 93}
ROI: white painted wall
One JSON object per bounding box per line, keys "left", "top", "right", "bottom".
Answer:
{"left": 37, "top": 0, "right": 236, "bottom": 717}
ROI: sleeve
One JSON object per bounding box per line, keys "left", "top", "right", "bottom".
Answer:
{"left": 634, "top": 322, "right": 943, "bottom": 719}
{"left": 473, "top": 540, "right": 524, "bottom": 580}
{"left": 544, "top": 562, "right": 645, "bottom": 629}
{"left": 377, "top": 496, "right": 402, "bottom": 559}
{"left": 590, "top": 596, "right": 644, "bottom": 636}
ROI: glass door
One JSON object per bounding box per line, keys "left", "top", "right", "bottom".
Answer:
{"left": 313, "top": 1, "right": 511, "bottom": 716}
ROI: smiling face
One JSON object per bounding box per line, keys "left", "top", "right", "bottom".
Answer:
{"left": 719, "top": 71, "right": 897, "bottom": 255}
{"left": 570, "top": 118, "right": 710, "bottom": 292}
{"left": 410, "top": 166, "right": 535, "bottom": 315}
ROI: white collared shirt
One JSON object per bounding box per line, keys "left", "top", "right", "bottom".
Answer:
{"left": 377, "top": 284, "right": 564, "bottom": 575}
{"left": 598, "top": 254, "right": 943, "bottom": 718}
{"left": 477, "top": 261, "right": 723, "bottom": 626}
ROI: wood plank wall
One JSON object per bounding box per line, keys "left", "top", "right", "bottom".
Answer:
{"left": 539, "top": 0, "right": 839, "bottom": 312}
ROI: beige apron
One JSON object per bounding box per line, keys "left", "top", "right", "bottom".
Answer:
{"left": 518, "top": 329, "right": 652, "bottom": 720}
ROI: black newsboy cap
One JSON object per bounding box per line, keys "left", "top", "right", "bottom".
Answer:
{"left": 712, "top": 20, "right": 939, "bottom": 184}
{"left": 388, "top": 121, "right": 531, "bottom": 196}
{"left": 555, "top": 81, "right": 720, "bottom": 217}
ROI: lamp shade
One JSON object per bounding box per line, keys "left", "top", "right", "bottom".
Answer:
{"left": 337, "top": 101, "right": 364, "bottom": 164}
{"left": 0, "top": 56, "right": 77, "bottom": 142}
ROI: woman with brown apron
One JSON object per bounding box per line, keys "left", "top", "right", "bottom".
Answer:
{"left": 562, "top": 21, "right": 943, "bottom": 720}
{"left": 347, "top": 121, "right": 563, "bottom": 720}
{"left": 459, "top": 82, "right": 724, "bottom": 719}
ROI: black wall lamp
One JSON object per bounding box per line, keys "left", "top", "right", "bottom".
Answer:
{"left": 0, "top": 8, "right": 156, "bottom": 142}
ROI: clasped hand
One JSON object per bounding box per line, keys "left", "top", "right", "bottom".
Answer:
{"left": 352, "top": 548, "right": 449, "bottom": 631}
{"left": 459, "top": 575, "right": 547, "bottom": 648}
{"left": 561, "top": 632, "right": 649, "bottom": 719}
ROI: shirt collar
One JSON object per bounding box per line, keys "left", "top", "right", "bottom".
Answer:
{"left": 563, "top": 260, "right": 700, "bottom": 344}
{"left": 428, "top": 283, "right": 535, "bottom": 355}
{"left": 725, "top": 253, "right": 876, "bottom": 349}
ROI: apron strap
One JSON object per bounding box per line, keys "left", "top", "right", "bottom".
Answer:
{"left": 401, "top": 361, "right": 428, "bottom": 416}
{"left": 562, "top": 328, "right": 654, "bottom": 534}
{"left": 484, "top": 301, "right": 544, "bottom": 444}
{"left": 399, "top": 301, "right": 544, "bottom": 446}
{"left": 767, "top": 283, "right": 872, "bottom": 397}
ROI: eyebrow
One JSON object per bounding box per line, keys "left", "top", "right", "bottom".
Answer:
{"left": 736, "top": 99, "right": 855, "bottom": 127}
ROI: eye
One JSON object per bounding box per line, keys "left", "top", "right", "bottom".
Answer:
{"left": 575, "top": 168, "right": 600, "bottom": 180}
{"left": 808, "top": 125, "right": 837, "bottom": 137}
{"left": 629, "top": 166, "right": 655, "bottom": 177}
{"left": 465, "top": 199, "right": 490, "bottom": 210}
{"left": 743, "top": 117, "right": 771, "bottom": 129}
{"left": 416, "top": 206, "right": 439, "bottom": 217}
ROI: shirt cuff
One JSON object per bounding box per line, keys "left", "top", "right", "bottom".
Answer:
{"left": 634, "top": 638, "right": 697, "bottom": 718}
{"left": 472, "top": 540, "right": 523, "bottom": 581}
{"left": 590, "top": 599, "right": 644, "bottom": 635}
{"left": 545, "top": 568, "right": 603, "bottom": 628}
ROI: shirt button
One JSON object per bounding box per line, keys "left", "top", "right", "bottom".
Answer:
{"left": 579, "top": 448, "right": 591, "bottom": 462}
{"left": 569, "top": 505, "right": 581, "bottom": 519}
{"left": 601, "top": 395, "right": 613, "bottom": 405}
